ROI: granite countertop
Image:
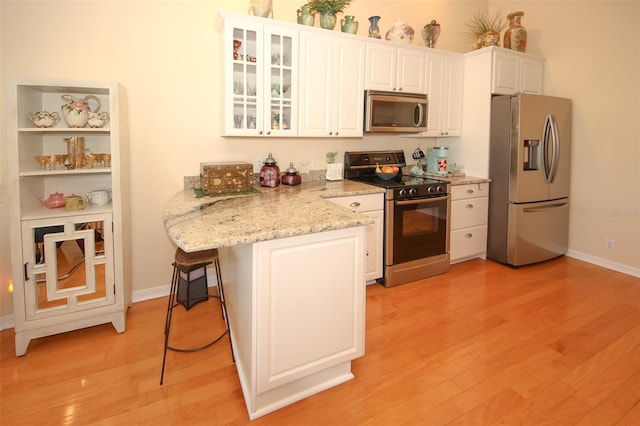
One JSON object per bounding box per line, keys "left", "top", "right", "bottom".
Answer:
{"left": 423, "top": 173, "right": 492, "bottom": 185}
{"left": 163, "top": 180, "right": 384, "bottom": 252}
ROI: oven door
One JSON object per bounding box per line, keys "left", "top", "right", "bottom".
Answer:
{"left": 386, "top": 195, "right": 450, "bottom": 266}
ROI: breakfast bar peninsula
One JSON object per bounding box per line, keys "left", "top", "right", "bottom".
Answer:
{"left": 163, "top": 180, "right": 383, "bottom": 419}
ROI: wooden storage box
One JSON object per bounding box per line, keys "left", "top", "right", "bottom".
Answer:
{"left": 200, "top": 162, "right": 254, "bottom": 194}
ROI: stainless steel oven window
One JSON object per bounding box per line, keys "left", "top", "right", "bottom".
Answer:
{"left": 387, "top": 196, "right": 449, "bottom": 265}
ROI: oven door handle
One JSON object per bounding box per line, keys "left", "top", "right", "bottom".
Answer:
{"left": 395, "top": 196, "right": 447, "bottom": 206}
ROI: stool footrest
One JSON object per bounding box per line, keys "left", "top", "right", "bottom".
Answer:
{"left": 166, "top": 330, "right": 229, "bottom": 353}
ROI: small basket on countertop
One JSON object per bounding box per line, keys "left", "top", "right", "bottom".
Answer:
{"left": 200, "top": 162, "right": 254, "bottom": 195}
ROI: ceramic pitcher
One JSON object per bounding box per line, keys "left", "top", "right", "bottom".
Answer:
{"left": 61, "top": 94, "right": 101, "bottom": 128}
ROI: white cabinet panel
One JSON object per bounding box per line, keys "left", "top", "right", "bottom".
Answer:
{"left": 299, "top": 32, "right": 364, "bottom": 137}
{"left": 450, "top": 183, "right": 489, "bottom": 263}
{"left": 425, "top": 51, "right": 464, "bottom": 137}
{"left": 365, "top": 42, "right": 426, "bottom": 94}
{"left": 492, "top": 48, "right": 544, "bottom": 95}
{"left": 326, "top": 193, "right": 383, "bottom": 282}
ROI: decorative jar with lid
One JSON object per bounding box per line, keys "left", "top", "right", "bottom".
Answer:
{"left": 281, "top": 163, "right": 302, "bottom": 186}
{"left": 260, "top": 152, "right": 281, "bottom": 187}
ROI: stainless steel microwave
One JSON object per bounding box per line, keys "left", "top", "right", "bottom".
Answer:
{"left": 364, "top": 90, "right": 428, "bottom": 133}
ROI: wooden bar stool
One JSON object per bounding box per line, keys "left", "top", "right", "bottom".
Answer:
{"left": 160, "top": 247, "right": 233, "bottom": 385}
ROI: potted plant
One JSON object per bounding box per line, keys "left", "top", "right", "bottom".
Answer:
{"left": 306, "top": 0, "right": 352, "bottom": 30}
{"left": 465, "top": 9, "right": 507, "bottom": 49}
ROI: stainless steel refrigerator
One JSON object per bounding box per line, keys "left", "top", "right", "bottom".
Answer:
{"left": 487, "top": 93, "right": 572, "bottom": 266}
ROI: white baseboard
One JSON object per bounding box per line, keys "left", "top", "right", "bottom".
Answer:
{"left": 0, "top": 273, "right": 222, "bottom": 332}
{"left": 2, "top": 255, "right": 637, "bottom": 332}
{"left": 566, "top": 250, "right": 640, "bottom": 278}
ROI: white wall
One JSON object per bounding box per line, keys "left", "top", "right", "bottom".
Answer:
{"left": 1, "top": 0, "right": 638, "bottom": 320}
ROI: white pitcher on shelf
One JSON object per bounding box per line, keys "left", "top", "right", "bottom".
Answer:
{"left": 61, "top": 94, "right": 101, "bottom": 128}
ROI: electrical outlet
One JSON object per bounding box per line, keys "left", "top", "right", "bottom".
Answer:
{"left": 605, "top": 238, "right": 615, "bottom": 251}
{"left": 311, "top": 156, "right": 319, "bottom": 168}
{"left": 255, "top": 157, "right": 263, "bottom": 171}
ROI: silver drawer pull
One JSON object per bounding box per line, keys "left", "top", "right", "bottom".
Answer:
{"left": 349, "top": 202, "right": 361, "bottom": 208}
{"left": 465, "top": 233, "right": 473, "bottom": 238}
{"left": 466, "top": 204, "right": 474, "bottom": 209}
{"left": 466, "top": 189, "right": 474, "bottom": 194}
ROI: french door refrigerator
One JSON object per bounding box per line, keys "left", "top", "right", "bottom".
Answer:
{"left": 487, "top": 93, "right": 572, "bottom": 266}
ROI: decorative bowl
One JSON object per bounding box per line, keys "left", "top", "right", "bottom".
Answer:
{"left": 376, "top": 171, "right": 399, "bottom": 180}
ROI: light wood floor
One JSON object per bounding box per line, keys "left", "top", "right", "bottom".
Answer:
{"left": 2, "top": 257, "right": 639, "bottom": 425}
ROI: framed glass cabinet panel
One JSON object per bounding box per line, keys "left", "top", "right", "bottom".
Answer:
{"left": 21, "top": 213, "right": 114, "bottom": 321}
{"left": 266, "top": 32, "right": 295, "bottom": 136}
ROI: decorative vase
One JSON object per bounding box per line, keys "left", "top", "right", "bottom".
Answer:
{"left": 248, "top": 0, "right": 273, "bottom": 18}
{"left": 421, "top": 21, "right": 441, "bottom": 48}
{"left": 385, "top": 18, "right": 414, "bottom": 44}
{"left": 504, "top": 11, "right": 527, "bottom": 52}
{"left": 474, "top": 30, "right": 501, "bottom": 49}
{"left": 319, "top": 10, "right": 337, "bottom": 30}
{"left": 341, "top": 15, "right": 358, "bottom": 34}
{"left": 296, "top": 4, "right": 315, "bottom": 26}
{"left": 368, "top": 16, "right": 381, "bottom": 38}
{"left": 483, "top": 31, "right": 500, "bottom": 47}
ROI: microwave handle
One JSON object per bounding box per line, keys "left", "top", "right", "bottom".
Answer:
{"left": 414, "top": 103, "right": 424, "bottom": 127}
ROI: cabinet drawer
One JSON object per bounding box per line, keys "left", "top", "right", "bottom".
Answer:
{"left": 327, "top": 193, "right": 384, "bottom": 212}
{"left": 451, "top": 183, "right": 489, "bottom": 200}
{"left": 450, "top": 225, "right": 487, "bottom": 261}
{"left": 451, "top": 197, "right": 488, "bottom": 229}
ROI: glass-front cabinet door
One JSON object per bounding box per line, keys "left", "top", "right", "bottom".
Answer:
{"left": 21, "top": 213, "right": 114, "bottom": 321}
{"left": 229, "top": 22, "right": 262, "bottom": 135}
{"left": 264, "top": 29, "right": 296, "bottom": 136}
{"left": 223, "top": 14, "right": 297, "bottom": 137}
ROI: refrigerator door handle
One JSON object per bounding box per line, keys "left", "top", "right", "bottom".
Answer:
{"left": 548, "top": 114, "right": 560, "bottom": 183}
{"left": 542, "top": 114, "right": 560, "bottom": 184}
{"left": 522, "top": 201, "right": 568, "bottom": 213}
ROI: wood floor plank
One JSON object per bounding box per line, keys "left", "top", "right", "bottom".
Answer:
{"left": 2, "top": 257, "right": 639, "bottom": 425}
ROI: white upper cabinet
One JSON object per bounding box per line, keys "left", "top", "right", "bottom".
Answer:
{"left": 221, "top": 14, "right": 298, "bottom": 137}
{"left": 365, "top": 42, "right": 426, "bottom": 94}
{"left": 492, "top": 48, "right": 543, "bottom": 95}
{"left": 425, "top": 50, "right": 464, "bottom": 137}
{"left": 298, "top": 31, "right": 365, "bottom": 137}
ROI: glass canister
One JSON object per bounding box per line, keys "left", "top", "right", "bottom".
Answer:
{"left": 260, "top": 152, "right": 280, "bottom": 187}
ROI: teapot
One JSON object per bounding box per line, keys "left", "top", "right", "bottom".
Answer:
{"left": 85, "top": 189, "right": 112, "bottom": 206}
{"left": 40, "top": 192, "right": 65, "bottom": 209}
{"left": 61, "top": 94, "right": 101, "bottom": 128}
{"left": 27, "top": 110, "right": 60, "bottom": 128}
{"left": 64, "top": 194, "right": 86, "bottom": 211}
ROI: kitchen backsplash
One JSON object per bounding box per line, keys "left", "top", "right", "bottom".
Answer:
{"left": 184, "top": 170, "right": 327, "bottom": 190}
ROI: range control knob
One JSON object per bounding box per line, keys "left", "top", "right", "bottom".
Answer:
{"left": 408, "top": 188, "right": 417, "bottom": 196}
{"left": 427, "top": 186, "right": 435, "bottom": 194}
{"left": 398, "top": 189, "right": 407, "bottom": 198}
{"left": 436, "top": 185, "right": 446, "bottom": 193}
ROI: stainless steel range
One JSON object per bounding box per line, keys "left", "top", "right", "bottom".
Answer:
{"left": 344, "top": 150, "right": 451, "bottom": 287}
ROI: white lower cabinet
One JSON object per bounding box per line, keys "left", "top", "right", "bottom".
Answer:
{"left": 450, "top": 183, "right": 489, "bottom": 263}
{"left": 326, "top": 193, "right": 384, "bottom": 282}
{"left": 222, "top": 226, "right": 366, "bottom": 419}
